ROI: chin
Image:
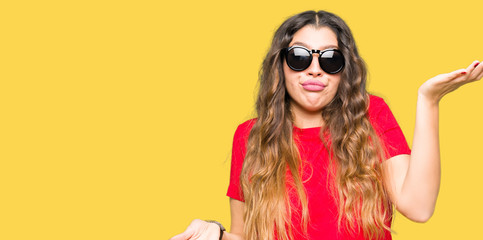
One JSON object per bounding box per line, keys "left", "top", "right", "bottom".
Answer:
{"left": 302, "top": 105, "right": 325, "bottom": 113}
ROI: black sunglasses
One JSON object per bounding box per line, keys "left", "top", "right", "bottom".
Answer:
{"left": 283, "top": 46, "right": 345, "bottom": 74}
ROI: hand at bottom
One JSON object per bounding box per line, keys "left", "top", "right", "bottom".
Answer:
{"left": 169, "top": 219, "right": 221, "bottom": 240}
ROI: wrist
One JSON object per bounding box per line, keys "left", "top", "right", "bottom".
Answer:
{"left": 205, "top": 220, "right": 225, "bottom": 240}
{"left": 417, "top": 90, "right": 440, "bottom": 107}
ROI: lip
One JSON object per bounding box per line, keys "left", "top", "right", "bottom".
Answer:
{"left": 301, "top": 80, "right": 326, "bottom": 91}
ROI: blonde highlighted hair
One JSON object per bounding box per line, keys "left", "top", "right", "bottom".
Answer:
{"left": 240, "top": 10, "right": 393, "bottom": 240}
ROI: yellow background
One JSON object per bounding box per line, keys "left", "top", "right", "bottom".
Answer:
{"left": 1, "top": 0, "right": 482, "bottom": 239}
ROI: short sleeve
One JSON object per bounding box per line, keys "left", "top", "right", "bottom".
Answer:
{"left": 226, "top": 120, "right": 256, "bottom": 202}
{"left": 368, "top": 95, "right": 411, "bottom": 159}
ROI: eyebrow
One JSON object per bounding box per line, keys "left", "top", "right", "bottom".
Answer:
{"left": 290, "top": 41, "right": 339, "bottom": 50}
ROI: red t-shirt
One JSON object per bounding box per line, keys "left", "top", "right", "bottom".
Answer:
{"left": 227, "top": 95, "right": 411, "bottom": 239}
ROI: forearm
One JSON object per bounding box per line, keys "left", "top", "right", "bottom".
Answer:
{"left": 399, "top": 92, "right": 441, "bottom": 221}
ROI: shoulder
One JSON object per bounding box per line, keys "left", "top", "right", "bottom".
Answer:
{"left": 367, "top": 94, "right": 403, "bottom": 135}
{"left": 368, "top": 94, "right": 391, "bottom": 119}
{"left": 368, "top": 94, "right": 388, "bottom": 110}
{"left": 236, "top": 118, "right": 257, "bottom": 132}
{"left": 233, "top": 118, "right": 257, "bottom": 143}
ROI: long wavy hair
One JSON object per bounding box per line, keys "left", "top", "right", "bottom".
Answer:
{"left": 240, "top": 10, "right": 392, "bottom": 240}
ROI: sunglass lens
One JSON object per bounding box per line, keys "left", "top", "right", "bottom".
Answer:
{"left": 319, "top": 50, "right": 344, "bottom": 74}
{"left": 287, "top": 48, "right": 312, "bottom": 71}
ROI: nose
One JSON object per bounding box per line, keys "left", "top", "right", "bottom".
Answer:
{"left": 307, "top": 54, "right": 323, "bottom": 77}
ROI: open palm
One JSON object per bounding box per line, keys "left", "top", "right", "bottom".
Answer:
{"left": 419, "top": 61, "right": 483, "bottom": 103}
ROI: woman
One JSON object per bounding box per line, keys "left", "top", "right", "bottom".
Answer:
{"left": 170, "top": 10, "right": 482, "bottom": 240}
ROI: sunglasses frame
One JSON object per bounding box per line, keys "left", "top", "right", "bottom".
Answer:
{"left": 283, "top": 46, "right": 345, "bottom": 74}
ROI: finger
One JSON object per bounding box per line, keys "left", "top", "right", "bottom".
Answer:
{"left": 476, "top": 69, "right": 483, "bottom": 81}
{"left": 445, "top": 68, "right": 468, "bottom": 81}
{"left": 450, "top": 62, "right": 480, "bottom": 83}
{"left": 466, "top": 60, "right": 479, "bottom": 71}
{"left": 469, "top": 61, "right": 483, "bottom": 81}
{"left": 462, "top": 60, "right": 479, "bottom": 78}
{"left": 445, "top": 61, "right": 479, "bottom": 81}
{"left": 473, "top": 61, "right": 480, "bottom": 69}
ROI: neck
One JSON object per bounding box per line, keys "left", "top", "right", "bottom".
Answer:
{"left": 291, "top": 103, "right": 325, "bottom": 129}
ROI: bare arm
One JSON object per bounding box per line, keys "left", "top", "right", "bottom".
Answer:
{"left": 222, "top": 198, "right": 245, "bottom": 240}
{"left": 383, "top": 61, "right": 482, "bottom": 222}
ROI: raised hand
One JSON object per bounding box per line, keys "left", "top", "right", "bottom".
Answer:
{"left": 418, "top": 61, "right": 482, "bottom": 104}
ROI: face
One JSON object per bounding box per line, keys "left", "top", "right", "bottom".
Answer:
{"left": 283, "top": 26, "right": 341, "bottom": 114}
